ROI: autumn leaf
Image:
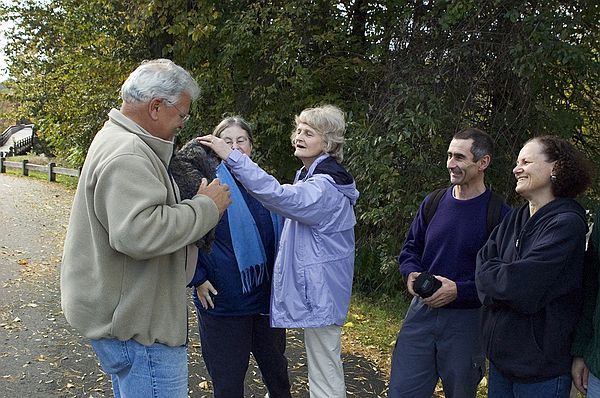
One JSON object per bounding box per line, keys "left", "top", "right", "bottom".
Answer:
{"left": 199, "top": 380, "right": 210, "bottom": 390}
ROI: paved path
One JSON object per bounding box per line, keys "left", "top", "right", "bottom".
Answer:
{"left": 0, "top": 173, "right": 387, "bottom": 397}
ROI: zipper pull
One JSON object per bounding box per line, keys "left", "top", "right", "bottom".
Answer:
{"left": 515, "top": 238, "right": 519, "bottom": 248}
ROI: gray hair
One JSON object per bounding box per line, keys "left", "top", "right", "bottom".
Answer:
{"left": 292, "top": 104, "right": 346, "bottom": 162}
{"left": 213, "top": 116, "right": 254, "bottom": 144}
{"left": 121, "top": 59, "right": 200, "bottom": 104}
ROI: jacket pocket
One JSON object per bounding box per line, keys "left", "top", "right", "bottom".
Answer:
{"left": 303, "top": 264, "right": 328, "bottom": 315}
{"left": 487, "top": 309, "right": 546, "bottom": 380}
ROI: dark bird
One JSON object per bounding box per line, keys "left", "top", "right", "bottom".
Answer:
{"left": 169, "top": 139, "right": 221, "bottom": 252}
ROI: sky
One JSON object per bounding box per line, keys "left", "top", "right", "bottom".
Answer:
{"left": 0, "top": 0, "right": 12, "bottom": 80}
{"left": 0, "top": 25, "right": 8, "bottom": 80}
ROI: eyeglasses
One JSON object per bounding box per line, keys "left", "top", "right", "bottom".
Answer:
{"left": 164, "top": 100, "right": 190, "bottom": 124}
{"left": 223, "top": 137, "right": 250, "bottom": 145}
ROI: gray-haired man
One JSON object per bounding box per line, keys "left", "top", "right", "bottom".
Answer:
{"left": 61, "top": 59, "right": 231, "bottom": 397}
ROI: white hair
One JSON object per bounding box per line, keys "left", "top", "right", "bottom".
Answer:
{"left": 292, "top": 104, "right": 346, "bottom": 162}
{"left": 121, "top": 59, "right": 200, "bottom": 104}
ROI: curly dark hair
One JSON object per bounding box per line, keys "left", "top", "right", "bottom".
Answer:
{"left": 527, "top": 135, "right": 594, "bottom": 198}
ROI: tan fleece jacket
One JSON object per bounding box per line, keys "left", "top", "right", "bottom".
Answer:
{"left": 61, "top": 109, "right": 219, "bottom": 346}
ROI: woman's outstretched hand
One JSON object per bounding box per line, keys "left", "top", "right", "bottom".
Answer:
{"left": 198, "top": 135, "right": 233, "bottom": 160}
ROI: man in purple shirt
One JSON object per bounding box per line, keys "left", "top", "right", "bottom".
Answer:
{"left": 388, "top": 128, "right": 510, "bottom": 398}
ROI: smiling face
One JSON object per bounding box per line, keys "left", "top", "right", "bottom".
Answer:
{"left": 513, "top": 140, "right": 556, "bottom": 201}
{"left": 219, "top": 125, "right": 253, "bottom": 157}
{"left": 446, "top": 138, "right": 482, "bottom": 186}
{"left": 293, "top": 122, "right": 325, "bottom": 169}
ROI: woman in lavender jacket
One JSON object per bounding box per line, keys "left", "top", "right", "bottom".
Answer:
{"left": 200, "top": 105, "right": 359, "bottom": 398}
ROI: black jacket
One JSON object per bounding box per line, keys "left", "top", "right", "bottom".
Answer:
{"left": 476, "top": 198, "right": 587, "bottom": 383}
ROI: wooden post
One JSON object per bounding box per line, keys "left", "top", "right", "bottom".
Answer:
{"left": 0, "top": 157, "right": 5, "bottom": 173}
{"left": 48, "top": 162, "right": 56, "bottom": 182}
{"left": 22, "top": 159, "right": 28, "bottom": 176}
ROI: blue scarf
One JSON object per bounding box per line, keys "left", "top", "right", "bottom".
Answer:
{"left": 216, "top": 162, "right": 281, "bottom": 293}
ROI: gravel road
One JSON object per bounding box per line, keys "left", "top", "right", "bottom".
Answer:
{"left": 0, "top": 173, "right": 386, "bottom": 397}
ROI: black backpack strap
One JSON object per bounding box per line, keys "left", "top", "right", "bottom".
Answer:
{"left": 486, "top": 191, "right": 504, "bottom": 236}
{"left": 423, "top": 188, "right": 449, "bottom": 225}
{"left": 424, "top": 186, "right": 504, "bottom": 234}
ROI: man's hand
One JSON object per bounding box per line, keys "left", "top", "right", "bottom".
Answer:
{"left": 196, "top": 280, "right": 218, "bottom": 310}
{"left": 197, "top": 178, "right": 231, "bottom": 217}
{"left": 572, "top": 357, "right": 589, "bottom": 394}
{"left": 406, "top": 272, "right": 420, "bottom": 296}
{"left": 422, "top": 276, "right": 457, "bottom": 308}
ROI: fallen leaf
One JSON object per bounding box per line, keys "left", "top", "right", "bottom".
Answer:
{"left": 199, "top": 380, "right": 210, "bottom": 390}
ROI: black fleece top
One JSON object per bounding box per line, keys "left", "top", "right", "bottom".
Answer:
{"left": 476, "top": 198, "right": 587, "bottom": 383}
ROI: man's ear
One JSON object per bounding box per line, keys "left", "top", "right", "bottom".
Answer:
{"left": 149, "top": 98, "right": 162, "bottom": 121}
{"left": 478, "top": 154, "right": 491, "bottom": 172}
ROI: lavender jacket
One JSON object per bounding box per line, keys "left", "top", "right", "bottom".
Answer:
{"left": 226, "top": 151, "right": 359, "bottom": 328}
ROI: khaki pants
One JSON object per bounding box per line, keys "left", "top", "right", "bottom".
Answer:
{"left": 304, "top": 325, "right": 346, "bottom": 398}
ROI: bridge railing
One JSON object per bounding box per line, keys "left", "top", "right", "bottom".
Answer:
{"left": 0, "top": 158, "right": 80, "bottom": 182}
{"left": 12, "top": 134, "right": 35, "bottom": 156}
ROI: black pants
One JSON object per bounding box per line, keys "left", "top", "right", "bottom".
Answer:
{"left": 197, "top": 312, "right": 292, "bottom": 398}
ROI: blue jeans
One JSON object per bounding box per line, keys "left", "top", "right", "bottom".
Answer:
{"left": 488, "top": 362, "right": 572, "bottom": 398}
{"left": 90, "top": 338, "right": 188, "bottom": 398}
{"left": 588, "top": 372, "right": 600, "bottom": 397}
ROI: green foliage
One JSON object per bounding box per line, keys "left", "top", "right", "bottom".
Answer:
{"left": 0, "top": 0, "right": 150, "bottom": 165}
{"left": 1, "top": 0, "right": 599, "bottom": 298}
{"left": 349, "top": 0, "right": 600, "bottom": 295}
{"left": 161, "top": 1, "right": 375, "bottom": 180}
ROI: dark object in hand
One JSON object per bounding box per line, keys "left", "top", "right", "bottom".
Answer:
{"left": 413, "top": 272, "right": 442, "bottom": 298}
{"left": 169, "top": 139, "right": 220, "bottom": 252}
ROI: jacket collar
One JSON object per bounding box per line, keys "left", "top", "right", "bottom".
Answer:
{"left": 295, "top": 153, "right": 359, "bottom": 205}
{"left": 108, "top": 108, "right": 175, "bottom": 167}
{"left": 296, "top": 154, "right": 330, "bottom": 182}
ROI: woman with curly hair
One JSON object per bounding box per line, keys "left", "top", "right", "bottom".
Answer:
{"left": 475, "top": 135, "right": 593, "bottom": 397}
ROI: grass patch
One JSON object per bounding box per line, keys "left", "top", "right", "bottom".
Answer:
{"left": 52, "top": 173, "right": 79, "bottom": 189}
{"left": 342, "top": 293, "right": 409, "bottom": 376}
